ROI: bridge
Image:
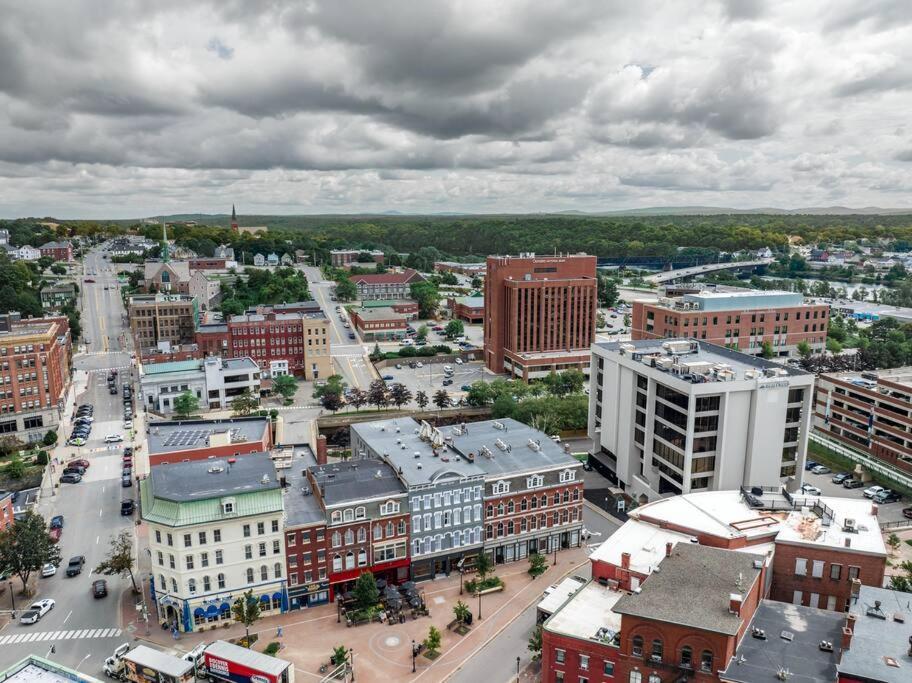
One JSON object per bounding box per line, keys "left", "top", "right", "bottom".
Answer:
{"left": 646, "top": 258, "right": 773, "bottom": 284}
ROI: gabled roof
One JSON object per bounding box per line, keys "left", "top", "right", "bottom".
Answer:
{"left": 349, "top": 268, "right": 424, "bottom": 285}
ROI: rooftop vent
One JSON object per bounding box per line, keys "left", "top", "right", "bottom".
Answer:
{"left": 843, "top": 518, "right": 857, "bottom": 533}
{"left": 819, "top": 641, "right": 834, "bottom": 653}
{"left": 416, "top": 463, "right": 423, "bottom": 470}
{"left": 751, "top": 627, "right": 767, "bottom": 640}
{"left": 492, "top": 421, "right": 505, "bottom": 430}
{"left": 260, "top": 474, "right": 270, "bottom": 485}
{"left": 374, "top": 470, "right": 383, "bottom": 479}
{"left": 528, "top": 439, "right": 541, "bottom": 452}
{"left": 414, "top": 451, "right": 421, "bottom": 458}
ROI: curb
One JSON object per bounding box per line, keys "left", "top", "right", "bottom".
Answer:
{"left": 583, "top": 500, "right": 624, "bottom": 528}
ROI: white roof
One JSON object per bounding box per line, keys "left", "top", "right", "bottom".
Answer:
{"left": 124, "top": 646, "right": 192, "bottom": 677}
{"left": 544, "top": 582, "right": 624, "bottom": 642}
{"left": 204, "top": 640, "right": 290, "bottom": 676}
{"left": 537, "top": 576, "right": 587, "bottom": 616}
{"left": 589, "top": 519, "right": 695, "bottom": 574}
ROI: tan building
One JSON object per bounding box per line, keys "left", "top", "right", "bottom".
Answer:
{"left": 129, "top": 294, "right": 199, "bottom": 350}
{"left": 143, "top": 261, "right": 191, "bottom": 294}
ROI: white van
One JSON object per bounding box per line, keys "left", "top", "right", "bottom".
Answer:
{"left": 401, "top": 339, "right": 414, "bottom": 346}
{"left": 442, "top": 365, "right": 453, "bottom": 373}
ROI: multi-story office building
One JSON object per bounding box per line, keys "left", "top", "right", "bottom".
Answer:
{"left": 589, "top": 339, "right": 814, "bottom": 501}
{"left": 814, "top": 368, "right": 912, "bottom": 475}
{"left": 484, "top": 253, "right": 597, "bottom": 380}
{"left": 139, "top": 356, "right": 261, "bottom": 414}
{"left": 632, "top": 290, "right": 829, "bottom": 357}
{"left": 349, "top": 268, "right": 425, "bottom": 300}
{"left": 195, "top": 303, "right": 332, "bottom": 380}
{"left": 129, "top": 294, "right": 198, "bottom": 350}
{"left": 0, "top": 312, "right": 71, "bottom": 442}
{"left": 140, "top": 456, "right": 287, "bottom": 633}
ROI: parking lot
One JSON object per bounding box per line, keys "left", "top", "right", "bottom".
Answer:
{"left": 380, "top": 359, "right": 486, "bottom": 400}
{"left": 800, "top": 465, "right": 909, "bottom": 523}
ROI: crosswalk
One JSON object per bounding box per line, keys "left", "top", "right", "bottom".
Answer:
{"left": 0, "top": 627, "right": 122, "bottom": 645}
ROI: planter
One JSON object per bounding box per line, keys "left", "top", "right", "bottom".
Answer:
{"left": 476, "top": 585, "right": 505, "bottom": 596}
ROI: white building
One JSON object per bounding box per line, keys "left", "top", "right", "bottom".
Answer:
{"left": 140, "top": 456, "right": 287, "bottom": 633}
{"left": 253, "top": 253, "right": 265, "bottom": 267}
{"left": 140, "top": 356, "right": 260, "bottom": 414}
{"left": 16, "top": 245, "right": 40, "bottom": 261}
{"left": 588, "top": 339, "right": 814, "bottom": 503}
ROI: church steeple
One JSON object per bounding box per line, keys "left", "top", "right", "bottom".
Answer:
{"left": 231, "top": 204, "right": 239, "bottom": 232}
{"left": 161, "top": 219, "right": 170, "bottom": 263}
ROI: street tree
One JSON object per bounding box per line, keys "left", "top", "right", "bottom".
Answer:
{"left": 353, "top": 571, "right": 379, "bottom": 610}
{"left": 230, "top": 390, "right": 259, "bottom": 416}
{"left": 423, "top": 625, "right": 442, "bottom": 655}
{"left": 760, "top": 341, "right": 775, "bottom": 359}
{"left": 334, "top": 277, "right": 357, "bottom": 302}
{"left": 173, "top": 391, "right": 199, "bottom": 419}
{"left": 273, "top": 374, "right": 298, "bottom": 404}
{"left": 389, "top": 383, "right": 413, "bottom": 409}
{"left": 95, "top": 529, "right": 140, "bottom": 592}
{"left": 433, "top": 389, "right": 451, "bottom": 410}
{"left": 42, "top": 430, "right": 58, "bottom": 447}
{"left": 367, "top": 379, "right": 389, "bottom": 410}
{"left": 465, "top": 381, "right": 494, "bottom": 406}
{"left": 597, "top": 276, "right": 619, "bottom": 308}
{"left": 528, "top": 624, "right": 543, "bottom": 661}
{"left": 888, "top": 532, "right": 901, "bottom": 556}
{"left": 321, "top": 391, "right": 345, "bottom": 413}
{"left": 445, "top": 319, "right": 464, "bottom": 339}
{"left": 232, "top": 589, "right": 262, "bottom": 646}
{"left": 410, "top": 281, "right": 440, "bottom": 318}
{"left": 347, "top": 387, "right": 368, "bottom": 411}
{"left": 415, "top": 390, "right": 429, "bottom": 411}
{"left": 417, "top": 324, "right": 429, "bottom": 341}
{"left": 527, "top": 553, "right": 548, "bottom": 578}
{"left": 0, "top": 512, "right": 61, "bottom": 592}
{"left": 369, "top": 344, "right": 384, "bottom": 362}
{"left": 475, "top": 552, "right": 492, "bottom": 581}
{"left": 797, "top": 340, "right": 812, "bottom": 358}
{"left": 313, "top": 374, "right": 347, "bottom": 399}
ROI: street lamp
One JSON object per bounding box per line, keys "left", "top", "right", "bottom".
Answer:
{"left": 516, "top": 656, "right": 521, "bottom": 681}
{"left": 349, "top": 648, "right": 354, "bottom": 681}
{"left": 553, "top": 538, "right": 558, "bottom": 566}
{"left": 8, "top": 581, "right": 15, "bottom": 613}
{"left": 477, "top": 588, "right": 482, "bottom": 621}
{"left": 412, "top": 640, "right": 417, "bottom": 673}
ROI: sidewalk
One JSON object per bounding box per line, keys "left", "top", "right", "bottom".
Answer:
{"left": 127, "top": 546, "right": 589, "bottom": 682}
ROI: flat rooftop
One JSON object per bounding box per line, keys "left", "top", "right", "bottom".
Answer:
{"left": 537, "top": 575, "right": 587, "bottom": 616}
{"left": 838, "top": 586, "right": 912, "bottom": 683}
{"left": 613, "top": 543, "right": 764, "bottom": 636}
{"left": 310, "top": 459, "right": 405, "bottom": 506}
{"left": 217, "top": 356, "right": 260, "bottom": 371}
{"left": 453, "top": 296, "right": 484, "bottom": 307}
{"left": 721, "top": 600, "right": 846, "bottom": 683}
{"left": 355, "top": 307, "right": 407, "bottom": 321}
{"left": 280, "top": 463, "right": 324, "bottom": 528}
{"left": 589, "top": 519, "right": 695, "bottom": 575}
{"left": 142, "top": 359, "right": 201, "bottom": 375}
{"left": 353, "top": 417, "right": 580, "bottom": 486}
{"left": 775, "top": 497, "right": 886, "bottom": 556}
{"left": 544, "top": 581, "right": 624, "bottom": 644}
{"left": 821, "top": 367, "right": 912, "bottom": 391}
{"left": 0, "top": 659, "right": 103, "bottom": 683}
{"left": 149, "top": 455, "right": 279, "bottom": 502}
{"left": 147, "top": 417, "right": 269, "bottom": 454}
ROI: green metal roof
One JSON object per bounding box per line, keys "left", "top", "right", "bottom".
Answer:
{"left": 142, "top": 360, "right": 201, "bottom": 375}
{"left": 140, "top": 479, "right": 283, "bottom": 527}
{"left": 361, "top": 299, "right": 414, "bottom": 308}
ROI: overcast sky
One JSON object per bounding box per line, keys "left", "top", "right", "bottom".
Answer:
{"left": 1, "top": 0, "right": 911, "bottom": 218}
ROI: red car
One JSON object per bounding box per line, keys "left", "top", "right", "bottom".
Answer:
{"left": 49, "top": 528, "right": 61, "bottom": 544}
{"left": 68, "top": 459, "right": 90, "bottom": 469}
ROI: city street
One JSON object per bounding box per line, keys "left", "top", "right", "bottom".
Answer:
{"left": 380, "top": 360, "right": 486, "bottom": 402}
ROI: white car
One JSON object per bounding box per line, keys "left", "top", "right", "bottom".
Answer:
{"left": 800, "top": 484, "right": 822, "bottom": 496}
{"left": 41, "top": 563, "right": 57, "bottom": 577}
{"left": 454, "top": 358, "right": 464, "bottom": 365}
{"left": 863, "top": 486, "right": 885, "bottom": 499}
{"left": 104, "top": 434, "right": 124, "bottom": 443}
{"left": 73, "top": 416, "right": 94, "bottom": 423}
{"left": 124, "top": 420, "right": 133, "bottom": 430}
{"left": 415, "top": 362, "right": 423, "bottom": 368}
{"left": 30, "top": 599, "right": 55, "bottom": 617}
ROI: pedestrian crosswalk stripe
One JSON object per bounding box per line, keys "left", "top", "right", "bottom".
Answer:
{"left": 0, "top": 628, "right": 122, "bottom": 646}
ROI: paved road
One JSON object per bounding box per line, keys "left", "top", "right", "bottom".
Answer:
{"left": 646, "top": 258, "right": 772, "bottom": 284}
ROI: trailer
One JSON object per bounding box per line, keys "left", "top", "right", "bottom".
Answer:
{"left": 122, "top": 645, "right": 195, "bottom": 683}
{"left": 202, "top": 640, "right": 294, "bottom": 683}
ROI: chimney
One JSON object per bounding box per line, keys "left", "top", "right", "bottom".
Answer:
{"left": 729, "top": 593, "right": 743, "bottom": 616}
{"left": 844, "top": 537, "right": 851, "bottom": 548}
{"left": 841, "top": 614, "right": 856, "bottom": 655}
{"left": 316, "top": 435, "right": 328, "bottom": 466}
{"left": 621, "top": 552, "right": 631, "bottom": 570}
{"left": 666, "top": 542, "right": 673, "bottom": 558}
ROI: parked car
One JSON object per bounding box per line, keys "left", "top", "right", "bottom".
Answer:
{"left": 41, "top": 563, "right": 57, "bottom": 577}
{"left": 863, "top": 485, "right": 886, "bottom": 499}
{"left": 122, "top": 475, "right": 133, "bottom": 488}
{"left": 30, "top": 599, "right": 55, "bottom": 617}
{"left": 461, "top": 384, "right": 472, "bottom": 391}
{"left": 123, "top": 447, "right": 134, "bottom": 457}
{"left": 843, "top": 478, "right": 864, "bottom": 489}
{"left": 92, "top": 579, "right": 108, "bottom": 599}
{"left": 63, "top": 466, "right": 85, "bottom": 476}
{"left": 804, "top": 460, "right": 819, "bottom": 471}
{"left": 109, "top": 386, "right": 118, "bottom": 395}
{"left": 69, "top": 459, "right": 90, "bottom": 469}
{"left": 395, "top": 364, "right": 402, "bottom": 369}
{"left": 121, "top": 499, "right": 135, "bottom": 515}
{"left": 65, "top": 556, "right": 85, "bottom": 577}
{"left": 124, "top": 420, "right": 133, "bottom": 430}
{"left": 122, "top": 467, "right": 132, "bottom": 477}
{"left": 66, "top": 437, "right": 86, "bottom": 447}
{"left": 19, "top": 610, "right": 41, "bottom": 625}
{"left": 73, "top": 416, "right": 94, "bottom": 424}
{"left": 902, "top": 506, "right": 912, "bottom": 519}
{"left": 382, "top": 375, "right": 394, "bottom": 381}
{"left": 408, "top": 362, "right": 417, "bottom": 369}
{"left": 874, "top": 490, "right": 901, "bottom": 504}
{"left": 49, "top": 515, "right": 64, "bottom": 529}
{"left": 811, "top": 465, "right": 831, "bottom": 475}
{"left": 48, "top": 528, "right": 61, "bottom": 544}
{"left": 442, "top": 378, "right": 453, "bottom": 386}
{"left": 831, "top": 472, "right": 852, "bottom": 484}
{"left": 800, "top": 484, "right": 822, "bottom": 496}
{"left": 104, "top": 434, "right": 124, "bottom": 443}
{"left": 60, "top": 473, "right": 82, "bottom": 484}
{"left": 347, "top": 332, "right": 356, "bottom": 340}
{"left": 455, "top": 358, "right": 464, "bottom": 365}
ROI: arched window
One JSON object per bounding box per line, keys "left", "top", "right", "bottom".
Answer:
{"left": 680, "top": 646, "right": 692, "bottom": 669}
{"left": 332, "top": 531, "right": 342, "bottom": 547}
{"left": 486, "top": 524, "right": 493, "bottom": 539}
{"left": 331, "top": 511, "right": 342, "bottom": 523}
{"left": 507, "top": 501, "right": 514, "bottom": 514}
{"left": 497, "top": 503, "right": 504, "bottom": 515}
{"left": 357, "top": 527, "right": 366, "bottom": 543}
{"left": 651, "top": 639, "right": 663, "bottom": 661}
{"left": 355, "top": 506, "right": 366, "bottom": 519}
{"left": 629, "top": 672, "right": 642, "bottom": 683}
{"left": 700, "top": 651, "right": 713, "bottom": 673}
{"left": 344, "top": 529, "right": 354, "bottom": 545}
{"left": 540, "top": 495, "right": 547, "bottom": 508}
{"left": 260, "top": 565, "right": 268, "bottom": 581}
{"left": 572, "top": 489, "right": 580, "bottom": 501}
{"left": 357, "top": 549, "right": 367, "bottom": 566}
{"left": 203, "top": 576, "right": 211, "bottom": 592}
{"left": 648, "top": 675, "right": 661, "bottom": 683}
{"left": 520, "top": 498, "right": 527, "bottom": 511}
{"left": 343, "top": 509, "right": 354, "bottom": 522}
{"left": 274, "top": 563, "right": 282, "bottom": 578}
{"left": 530, "top": 496, "right": 538, "bottom": 509}
{"left": 333, "top": 554, "right": 342, "bottom": 572}
{"left": 373, "top": 524, "right": 382, "bottom": 540}
{"left": 486, "top": 504, "right": 494, "bottom": 518}
{"left": 387, "top": 521, "right": 394, "bottom": 537}
{"left": 632, "top": 636, "right": 644, "bottom": 657}
{"left": 496, "top": 522, "right": 504, "bottom": 537}
{"left": 217, "top": 573, "right": 225, "bottom": 589}
{"left": 345, "top": 551, "right": 355, "bottom": 570}
{"left": 246, "top": 568, "right": 254, "bottom": 584}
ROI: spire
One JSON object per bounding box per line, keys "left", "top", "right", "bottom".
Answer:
{"left": 161, "top": 218, "right": 170, "bottom": 263}
{"left": 230, "top": 204, "right": 239, "bottom": 232}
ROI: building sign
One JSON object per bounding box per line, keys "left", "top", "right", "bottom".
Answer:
{"left": 204, "top": 654, "right": 280, "bottom": 683}
{"left": 757, "top": 379, "right": 789, "bottom": 390}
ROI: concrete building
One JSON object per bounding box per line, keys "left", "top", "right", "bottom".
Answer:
{"left": 359, "top": 299, "right": 420, "bottom": 320}
{"left": 39, "top": 240, "right": 73, "bottom": 262}
{"left": 40, "top": 282, "right": 77, "bottom": 310}
{"left": 349, "top": 268, "right": 425, "bottom": 301}
{"left": 189, "top": 270, "right": 228, "bottom": 311}
{"left": 140, "top": 356, "right": 261, "bottom": 414}
{"left": 814, "top": 368, "right": 912, "bottom": 475}
{"left": 589, "top": 339, "right": 814, "bottom": 501}
{"left": 141, "top": 456, "right": 287, "bottom": 632}
{"left": 146, "top": 417, "right": 272, "bottom": 466}
{"left": 0, "top": 312, "right": 72, "bottom": 442}
{"left": 448, "top": 296, "right": 484, "bottom": 324}
{"left": 196, "top": 304, "right": 332, "bottom": 380}
{"left": 631, "top": 290, "right": 830, "bottom": 357}
{"left": 349, "top": 306, "right": 408, "bottom": 341}
{"left": 484, "top": 253, "right": 597, "bottom": 380}
{"left": 143, "top": 261, "right": 191, "bottom": 294}
{"left": 129, "top": 294, "right": 199, "bottom": 350}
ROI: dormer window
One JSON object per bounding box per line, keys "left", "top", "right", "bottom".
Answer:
{"left": 492, "top": 480, "right": 510, "bottom": 495}
{"left": 380, "top": 500, "right": 400, "bottom": 515}
{"left": 526, "top": 474, "right": 544, "bottom": 489}
{"left": 222, "top": 498, "right": 235, "bottom": 515}
{"left": 559, "top": 469, "right": 576, "bottom": 483}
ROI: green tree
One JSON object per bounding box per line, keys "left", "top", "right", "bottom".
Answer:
{"left": 826, "top": 337, "right": 843, "bottom": 353}
{"left": 232, "top": 589, "right": 262, "bottom": 646}
{"left": 889, "top": 560, "right": 912, "bottom": 593}
{"left": 41, "top": 430, "right": 57, "bottom": 447}
{"left": 321, "top": 391, "right": 344, "bottom": 413}
{"left": 423, "top": 625, "right": 442, "bottom": 655}
{"left": 888, "top": 533, "right": 901, "bottom": 556}
{"left": 173, "top": 391, "right": 200, "bottom": 419}
{"left": 50, "top": 264, "right": 67, "bottom": 275}
{"left": 369, "top": 343, "right": 384, "bottom": 362}
{"left": 453, "top": 600, "right": 470, "bottom": 624}
{"left": 231, "top": 390, "right": 259, "bottom": 416}
{"left": 528, "top": 624, "right": 543, "bottom": 661}
{"left": 353, "top": 571, "right": 380, "bottom": 610}
{"left": 0, "top": 512, "right": 62, "bottom": 591}
{"left": 475, "top": 552, "right": 492, "bottom": 581}
{"left": 411, "top": 281, "right": 440, "bottom": 318}
{"left": 527, "top": 553, "right": 548, "bottom": 578}
{"left": 313, "top": 374, "right": 346, "bottom": 399}
{"left": 348, "top": 387, "right": 368, "bottom": 411}
{"left": 334, "top": 277, "right": 357, "bottom": 302}
{"left": 273, "top": 374, "right": 298, "bottom": 404}
{"left": 598, "top": 276, "right": 619, "bottom": 308}
{"left": 331, "top": 645, "right": 349, "bottom": 668}
{"left": 433, "top": 389, "right": 451, "bottom": 409}
{"left": 389, "top": 383, "right": 413, "bottom": 409}
{"left": 471, "top": 275, "right": 482, "bottom": 289}
{"left": 797, "top": 340, "right": 812, "bottom": 358}
{"left": 760, "top": 341, "right": 775, "bottom": 359}
{"left": 465, "top": 381, "right": 494, "bottom": 407}
{"left": 367, "top": 379, "right": 389, "bottom": 410}
{"left": 445, "top": 319, "right": 464, "bottom": 339}
{"left": 94, "top": 529, "right": 139, "bottom": 592}
{"left": 415, "top": 390, "right": 429, "bottom": 411}
{"left": 5, "top": 457, "right": 25, "bottom": 479}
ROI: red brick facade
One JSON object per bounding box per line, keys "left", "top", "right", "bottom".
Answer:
{"left": 448, "top": 297, "right": 484, "bottom": 324}
{"left": 39, "top": 243, "right": 73, "bottom": 262}
{"left": 631, "top": 301, "right": 829, "bottom": 355}
{"left": 543, "top": 630, "right": 620, "bottom": 683}
{"left": 484, "top": 483, "right": 584, "bottom": 551}
{"left": 0, "top": 495, "right": 13, "bottom": 531}
{"left": 285, "top": 523, "right": 329, "bottom": 606}
{"left": 189, "top": 258, "right": 229, "bottom": 270}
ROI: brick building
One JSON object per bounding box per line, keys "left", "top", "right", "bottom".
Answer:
{"left": 813, "top": 368, "right": 912, "bottom": 475}
{"left": 189, "top": 257, "right": 232, "bottom": 271}
{"left": 146, "top": 417, "right": 272, "bottom": 466}
{"left": 143, "top": 261, "right": 191, "bottom": 294}
{"left": 330, "top": 249, "right": 384, "bottom": 268}
{"left": 359, "top": 299, "right": 419, "bottom": 320}
{"left": 0, "top": 492, "right": 14, "bottom": 531}
{"left": 282, "top": 460, "right": 330, "bottom": 609}
{"left": 0, "top": 312, "right": 72, "bottom": 442}
{"left": 39, "top": 240, "right": 73, "bottom": 262}
{"left": 484, "top": 253, "right": 597, "bottom": 380}
{"left": 448, "top": 296, "right": 484, "bottom": 324}
{"left": 196, "top": 303, "right": 332, "bottom": 380}
{"left": 349, "top": 306, "right": 408, "bottom": 341}
{"left": 631, "top": 290, "right": 829, "bottom": 357}
{"left": 349, "top": 269, "right": 425, "bottom": 301}
{"left": 129, "top": 294, "right": 198, "bottom": 350}
{"left": 434, "top": 261, "right": 486, "bottom": 277}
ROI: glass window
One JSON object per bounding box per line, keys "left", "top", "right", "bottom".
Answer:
{"left": 632, "top": 636, "right": 643, "bottom": 657}
{"left": 700, "top": 651, "right": 713, "bottom": 673}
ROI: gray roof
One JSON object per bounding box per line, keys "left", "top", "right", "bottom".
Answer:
{"left": 355, "top": 306, "right": 406, "bottom": 321}
{"left": 281, "top": 450, "right": 326, "bottom": 528}
{"left": 721, "top": 600, "right": 845, "bottom": 683}
{"left": 144, "top": 260, "right": 191, "bottom": 281}
{"left": 310, "top": 459, "right": 406, "bottom": 506}
{"left": 352, "top": 417, "right": 579, "bottom": 486}
{"left": 837, "top": 586, "right": 912, "bottom": 683}
{"left": 613, "top": 543, "right": 764, "bottom": 636}
{"left": 39, "top": 241, "right": 72, "bottom": 249}
{"left": 219, "top": 357, "right": 260, "bottom": 371}
{"left": 150, "top": 455, "right": 279, "bottom": 502}
{"left": 147, "top": 417, "right": 269, "bottom": 454}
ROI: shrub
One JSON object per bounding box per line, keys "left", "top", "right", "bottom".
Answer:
{"left": 263, "top": 642, "right": 281, "bottom": 656}
{"left": 36, "top": 450, "right": 49, "bottom": 466}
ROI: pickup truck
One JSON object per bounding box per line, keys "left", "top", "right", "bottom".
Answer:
{"left": 65, "top": 555, "right": 85, "bottom": 577}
